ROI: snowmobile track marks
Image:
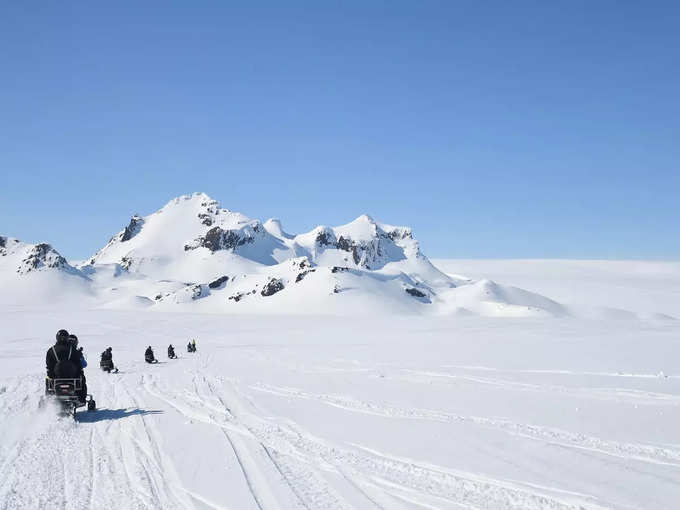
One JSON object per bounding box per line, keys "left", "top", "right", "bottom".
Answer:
{"left": 252, "top": 383, "right": 680, "bottom": 468}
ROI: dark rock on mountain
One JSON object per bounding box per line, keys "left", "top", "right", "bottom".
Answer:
{"left": 295, "top": 269, "right": 316, "bottom": 282}
{"left": 120, "top": 256, "right": 133, "bottom": 271}
{"left": 336, "top": 236, "right": 352, "bottom": 252}
{"left": 198, "top": 213, "right": 213, "bottom": 226}
{"left": 185, "top": 226, "right": 257, "bottom": 253}
{"left": 229, "top": 289, "right": 257, "bottom": 302}
{"left": 19, "top": 243, "right": 69, "bottom": 273}
{"left": 315, "top": 230, "right": 336, "bottom": 246}
{"left": 120, "top": 215, "right": 144, "bottom": 242}
{"left": 261, "top": 278, "right": 284, "bottom": 297}
{"left": 405, "top": 287, "right": 426, "bottom": 298}
{"left": 189, "top": 284, "right": 206, "bottom": 300}
{"left": 293, "top": 258, "right": 311, "bottom": 269}
{"left": 209, "top": 275, "right": 229, "bottom": 289}
{"left": 385, "top": 229, "right": 412, "bottom": 241}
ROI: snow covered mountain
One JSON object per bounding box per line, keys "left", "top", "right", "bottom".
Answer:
{"left": 0, "top": 236, "right": 78, "bottom": 275}
{"left": 0, "top": 236, "right": 92, "bottom": 306}
{"left": 2, "top": 193, "right": 569, "bottom": 316}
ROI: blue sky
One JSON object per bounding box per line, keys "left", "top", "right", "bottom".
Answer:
{"left": 1, "top": 1, "right": 678, "bottom": 259}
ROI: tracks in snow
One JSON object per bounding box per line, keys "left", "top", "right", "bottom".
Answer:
{"left": 142, "top": 371, "right": 610, "bottom": 510}
{"left": 252, "top": 383, "right": 680, "bottom": 468}
{"left": 2, "top": 356, "right": 676, "bottom": 509}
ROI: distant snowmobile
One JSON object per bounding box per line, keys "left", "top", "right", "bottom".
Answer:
{"left": 145, "top": 346, "right": 157, "bottom": 364}
{"left": 187, "top": 339, "right": 197, "bottom": 353}
{"left": 167, "top": 344, "right": 177, "bottom": 359}
{"left": 100, "top": 347, "right": 118, "bottom": 373}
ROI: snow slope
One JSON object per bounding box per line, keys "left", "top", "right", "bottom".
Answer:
{"left": 2, "top": 309, "right": 680, "bottom": 509}
{"left": 434, "top": 259, "right": 680, "bottom": 319}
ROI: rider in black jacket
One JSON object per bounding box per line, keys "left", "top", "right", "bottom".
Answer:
{"left": 145, "top": 346, "right": 156, "bottom": 363}
{"left": 46, "top": 329, "right": 87, "bottom": 402}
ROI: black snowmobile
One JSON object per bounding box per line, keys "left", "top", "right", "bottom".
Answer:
{"left": 45, "top": 330, "right": 96, "bottom": 420}
{"left": 100, "top": 347, "right": 118, "bottom": 373}
{"left": 167, "top": 344, "right": 177, "bottom": 359}
{"left": 145, "top": 346, "right": 158, "bottom": 364}
{"left": 46, "top": 377, "right": 96, "bottom": 419}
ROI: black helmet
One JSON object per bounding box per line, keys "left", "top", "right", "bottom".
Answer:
{"left": 56, "top": 329, "right": 69, "bottom": 343}
{"left": 107, "top": 347, "right": 112, "bottom": 351}
{"left": 68, "top": 334, "right": 78, "bottom": 348}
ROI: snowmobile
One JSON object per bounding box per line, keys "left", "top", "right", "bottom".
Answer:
{"left": 145, "top": 347, "right": 158, "bottom": 364}
{"left": 167, "top": 345, "right": 177, "bottom": 359}
{"left": 100, "top": 357, "right": 118, "bottom": 373}
{"left": 100, "top": 347, "right": 118, "bottom": 373}
{"left": 45, "top": 377, "right": 96, "bottom": 420}
{"left": 187, "top": 342, "right": 196, "bottom": 353}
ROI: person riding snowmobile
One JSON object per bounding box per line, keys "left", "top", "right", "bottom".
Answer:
{"left": 100, "top": 347, "right": 115, "bottom": 372}
{"left": 46, "top": 329, "right": 88, "bottom": 403}
{"left": 145, "top": 346, "right": 156, "bottom": 363}
{"left": 191, "top": 339, "right": 197, "bottom": 352}
{"left": 68, "top": 334, "right": 87, "bottom": 368}
{"left": 167, "top": 344, "right": 176, "bottom": 359}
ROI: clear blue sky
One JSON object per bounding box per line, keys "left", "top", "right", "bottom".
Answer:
{"left": 1, "top": 1, "right": 678, "bottom": 259}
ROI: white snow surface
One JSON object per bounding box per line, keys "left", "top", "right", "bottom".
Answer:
{"left": 2, "top": 303, "right": 680, "bottom": 509}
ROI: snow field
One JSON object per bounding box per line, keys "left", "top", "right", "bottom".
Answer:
{"left": 1, "top": 310, "right": 679, "bottom": 509}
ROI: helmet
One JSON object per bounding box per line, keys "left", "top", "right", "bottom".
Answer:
{"left": 107, "top": 347, "right": 112, "bottom": 351}
{"left": 56, "top": 329, "right": 69, "bottom": 343}
{"left": 68, "top": 334, "right": 78, "bottom": 348}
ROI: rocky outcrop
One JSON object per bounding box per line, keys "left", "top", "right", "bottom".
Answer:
{"left": 185, "top": 223, "right": 263, "bottom": 253}
{"left": 18, "top": 243, "right": 69, "bottom": 274}
{"left": 315, "top": 229, "right": 336, "bottom": 246}
{"left": 261, "top": 278, "right": 284, "bottom": 297}
{"left": 295, "top": 269, "right": 316, "bottom": 282}
{"left": 155, "top": 283, "right": 208, "bottom": 303}
{"left": 198, "top": 213, "right": 213, "bottom": 226}
{"left": 189, "top": 284, "right": 207, "bottom": 300}
{"left": 0, "top": 236, "right": 11, "bottom": 257}
{"left": 119, "top": 255, "right": 135, "bottom": 271}
{"left": 208, "top": 275, "right": 229, "bottom": 289}
{"left": 310, "top": 222, "right": 412, "bottom": 270}
{"left": 229, "top": 289, "right": 256, "bottom": 302}
{"left": 405, "top": 287, "right": 426, "bottom": 298}
{"left": 120, "top": 215, "right": 144, "bottom": 242}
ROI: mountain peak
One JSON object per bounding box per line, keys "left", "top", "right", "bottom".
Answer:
{"left": 264, "top": 218, "right": 292, "bottom": 240}
{"left": 162, "top": 192, "right": 219, "bottom": 211}
{"left": 0, "top": 236, "right": 80, "bottom": 275}
{"left": 356, "top": 214, "right": 376, "bottom": 223}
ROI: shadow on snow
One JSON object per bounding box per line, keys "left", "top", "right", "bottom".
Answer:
{"left": 77, "top": 408, "right": 163, "bottom": 422}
